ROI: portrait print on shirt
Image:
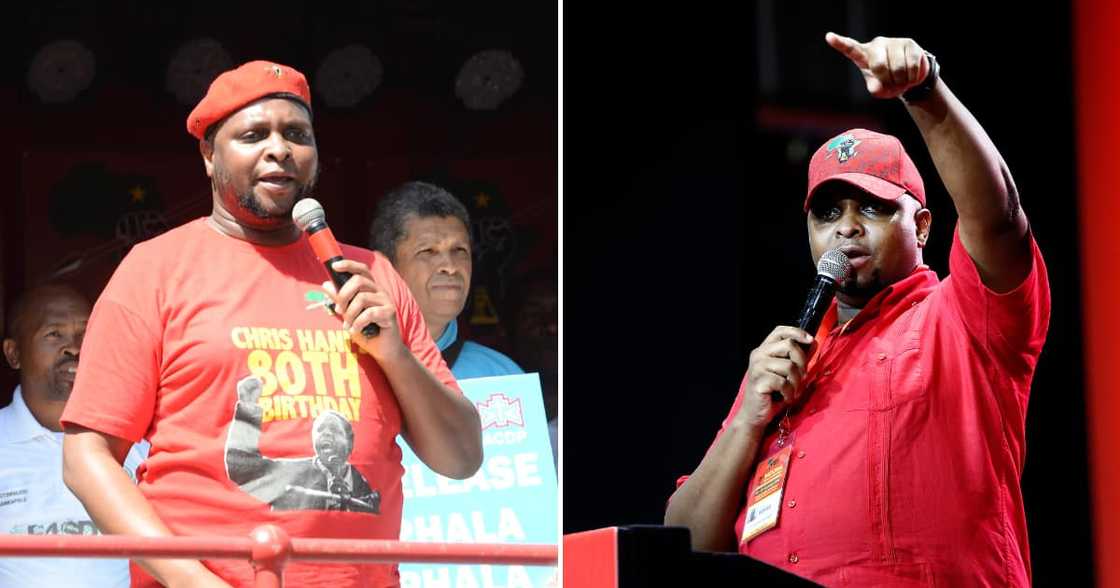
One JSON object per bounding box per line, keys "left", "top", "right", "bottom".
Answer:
{"left": 224, "top": 375, "right": 381, "bottom": 514}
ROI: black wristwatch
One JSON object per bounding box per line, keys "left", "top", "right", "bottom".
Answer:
{"left": 902, "top": 51, "right": 939, "bottom": 102}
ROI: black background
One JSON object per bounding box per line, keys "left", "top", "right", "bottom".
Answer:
{"left": 563, "top": 2, "right": 1091, "bottom": 584}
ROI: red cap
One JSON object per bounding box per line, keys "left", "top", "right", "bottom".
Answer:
{"left": 804, "top": 129, "right": 925, "bottom": 211}
{"left": 186, "top": 60, "right": 311, "bottom": 139}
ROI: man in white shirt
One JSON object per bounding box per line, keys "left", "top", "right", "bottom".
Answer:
{"left": 0, "top": 283, "right": 146, "bottom": 587}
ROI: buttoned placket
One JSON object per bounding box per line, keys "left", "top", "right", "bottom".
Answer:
{"left": 776, "top": 313, "right": 859, "bottom": 568}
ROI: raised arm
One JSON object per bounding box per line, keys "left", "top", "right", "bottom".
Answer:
{"left": 827, "top": 32, "right": 1032, "bottom": 292}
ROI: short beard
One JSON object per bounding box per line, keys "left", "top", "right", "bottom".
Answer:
{"left": 234, "top": 189, "right": 270, "bottom": 219}
{"left": 837, "top": 269, "right": 887, "bottom": 302}
{"left": 44, "top": 374, "right": 72, "bottom": 402}
{"left": 213, "top": 165, "right": 320, "bottom": 220}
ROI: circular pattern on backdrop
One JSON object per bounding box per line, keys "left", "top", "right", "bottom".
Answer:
{"left": 315, "top": 45, "right": 383, "bottom": 108}
{"left": 166, "top": 38, "right": 234, "bottom": 106}
{"left": 28, "top": 40, "right": 97, "bottom": 104}
{"left": 455, "top": 49, "right": 524, "bottom": 111}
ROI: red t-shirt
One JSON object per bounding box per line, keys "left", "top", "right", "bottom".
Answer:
{"left": 61, "top": 218, "right": 460, "bottom": 588}
{"left": 680, "top": 226, "right": 1049, "bottom": 586}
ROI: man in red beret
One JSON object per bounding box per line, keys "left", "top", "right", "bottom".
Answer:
{"left": 59, "top": 60, "right": 482, "bottom": 587}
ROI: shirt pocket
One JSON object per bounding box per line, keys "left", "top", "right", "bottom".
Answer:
{"left": 876, "top": 304, "right": 930, "bottom": 411}
{"left": 880, "top": 345, "right": 928, "bottom": 410}
{"left": 821, "top": 304, "right": 930, "bottom": 413}
{"left": 829, "top": 339, "right": 914, "bottom": 412}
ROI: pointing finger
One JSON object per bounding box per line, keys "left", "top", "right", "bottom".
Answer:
{"left": 825, "top": 32, "right": 868, "bottom": 68}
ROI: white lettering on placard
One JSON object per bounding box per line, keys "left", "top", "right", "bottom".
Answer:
{"left": 483, "top": 430, "right": 528, "bottom": 446}
{"left": 456, "top": 567, "right": 479, "bottom": 588}
{"left": 400, "top": 566, "right": 536, "bottom": 588}
{"left": 507, "top": 566, "right": 533, "bottom": 588}
{"left": 410, "top": 464, "right": 439, "bottom": 498}
{"left": 513, "top": 453, "right": 542, "bottom": 488}
{"left": 409, "top": 515, "right": 444, "bottom": 542}
{"left": 498, "top": 507, "right": 526, "bottom": 542}
{"left": 447, "top": 512, "right": 473, "bottom": 543}
{"left": 427, "top": 568, "right": 452, "bottom": 588}
{"left": 403, "top": 454, "right": 542, "bottom": 499}
{"left": 400, "top": 508, "right": 527, "bottom": 543}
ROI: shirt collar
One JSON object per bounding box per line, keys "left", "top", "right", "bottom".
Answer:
{"left": 827, "top": 264, "right": 940, "bottom": 334}
{"left": 0, "top": 386, "right": 54, "bottom": 444}
{"left": 434, "top": 319, "right": 459, "bottom": 352}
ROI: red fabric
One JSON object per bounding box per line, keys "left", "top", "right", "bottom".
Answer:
{"left": 805, "top": 129, "right": 926, "bottom": 209}
{"left": 680, "top": 226, "right": 1049, "bottom": 586}
{"left": 186, "top": 61, "right": 311, "bottom": 139}
{"left": 62, "top": 218, "right": 460, "bottom": 588}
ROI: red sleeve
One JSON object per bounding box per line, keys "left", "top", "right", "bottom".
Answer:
{"left": 61, "top": 245, "right": 163, "bottom": 442}
{"left": 943, "top": 223, "right": 1051, "bottom": 375}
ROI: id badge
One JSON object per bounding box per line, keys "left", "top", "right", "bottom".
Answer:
{"left": 740, "top": 445, "right": 792, "bottom": 544}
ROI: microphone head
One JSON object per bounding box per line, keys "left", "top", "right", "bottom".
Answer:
{"left": 291, "top": 198, "right": 326, "bottom": 232}
{"left": 817, "top": 249, "right": 853, "bottom": 283}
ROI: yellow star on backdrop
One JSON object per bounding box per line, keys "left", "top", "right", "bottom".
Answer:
{"left": 129, "top": 186, "right": 146, "bottom": 203}
{"left": 475, "top": 192, "right": 491, "bottom": 208}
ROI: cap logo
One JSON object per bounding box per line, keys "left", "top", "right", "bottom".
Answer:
{"left": 825, "top": 133, "right": 860, "bottom": 164}
{"left": 268, "top": 65, "right": 283, "bottom": 78}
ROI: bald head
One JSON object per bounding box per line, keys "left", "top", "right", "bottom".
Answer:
{"left": 2, "top": 284, "right": 91, "bottom": 431}
{"left": 4, "top": 284, "right": 88, "bottom": 341}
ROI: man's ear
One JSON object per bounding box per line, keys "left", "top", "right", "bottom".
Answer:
{"left": 915, "top": 208, "right": 932, "bottom": 248}
{"left": 3, "top": 338, "right": 20, "bottom": 370}
{"left": 200, "top": 139, "right": 215, "bottom": 178}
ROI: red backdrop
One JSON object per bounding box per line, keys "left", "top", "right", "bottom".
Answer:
{"left": 1075, "top": 0, "right": 1119, "bottom": 584}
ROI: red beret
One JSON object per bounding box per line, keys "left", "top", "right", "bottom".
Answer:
{"left": 186, "top": 60, "right": 312, "bottom": 140}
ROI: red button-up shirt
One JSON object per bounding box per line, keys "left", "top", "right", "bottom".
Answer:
{"left": 687, "top": 227, "right": 1049, "bottom": 586}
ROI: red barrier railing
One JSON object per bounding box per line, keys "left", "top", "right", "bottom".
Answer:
{"left": 0, "top": 526, "right": 558, "bottom": 587}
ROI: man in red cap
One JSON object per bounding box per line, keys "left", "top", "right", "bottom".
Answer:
{"left": 58, "top": 60, "right": 483, "bottom": 587}
{"left": 667, "top": 34, "right": 1048, "bottom": 586}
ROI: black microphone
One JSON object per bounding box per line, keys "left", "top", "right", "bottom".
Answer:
{"left": 797, "top": 249, "right": 852, "bottom": 336}
{"left": 770, "top": 249, "right": 851, "bottom": 403}
{"left": 292, "top": 198, "right": 380, "bottom": 338}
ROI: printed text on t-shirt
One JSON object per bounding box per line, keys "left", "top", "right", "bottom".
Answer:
{"left": 230, "top": 326, "right": 365, "bottom": 423}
